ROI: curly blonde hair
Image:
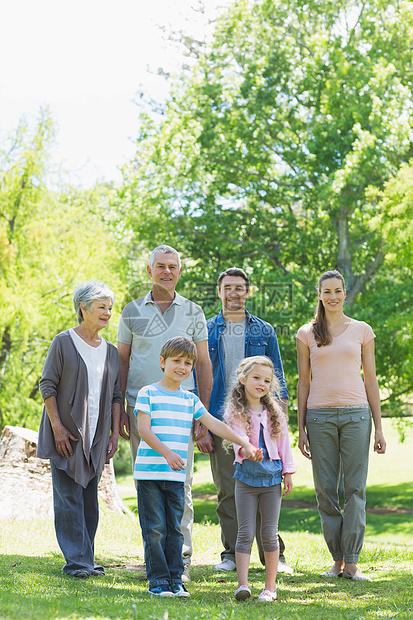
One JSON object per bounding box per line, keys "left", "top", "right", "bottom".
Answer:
{"left": 224, "top": 356, "right": 285, "bottom": 441}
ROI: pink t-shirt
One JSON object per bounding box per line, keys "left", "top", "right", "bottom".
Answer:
{"left": 296, "top": 319, "right": 375, "bottom": 408}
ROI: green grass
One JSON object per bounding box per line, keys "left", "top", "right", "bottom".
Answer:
{"left": 0, "top": 418, "right": 412, "bottom": 619}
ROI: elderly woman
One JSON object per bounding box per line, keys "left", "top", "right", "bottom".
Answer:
{"left": 37, "top": 280, "right": 121, "bottom": 578}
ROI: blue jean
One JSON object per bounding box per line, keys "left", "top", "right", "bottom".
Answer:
{"left": 306, "top": 406, "right": 372, "bottom": 563}
{"left": 137, "top": 480, "right": 184, "bottom": 588}
{"left": 50, "top": 460, "right": 103, "bottom": 575}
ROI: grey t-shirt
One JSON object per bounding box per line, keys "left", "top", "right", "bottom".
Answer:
{"left": 117, "top": 291, "right": 208, "bottom": 406}
{"left": 222, "top": 320, "right": 246, "bottom": 392}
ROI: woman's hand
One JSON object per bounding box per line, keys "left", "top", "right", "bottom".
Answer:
{"left": 282, "top": 473, "right": 293, "bottom": 496}
{"left": 298, "top": 429, "right": 311, "bottom": 459}
{"left": 374, "top": 429, "right": 386, "bottom": 454}
{"left": 53, "top": 424, "right": 79, "bottom": 458}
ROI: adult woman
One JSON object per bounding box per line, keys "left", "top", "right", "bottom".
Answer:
{"left": 296, "top": 270, "right": 386, "bottom": 582}
{"left": 37, "top": 280, "right": 121, "bottom": 578}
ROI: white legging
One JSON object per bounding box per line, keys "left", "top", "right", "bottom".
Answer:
{"left": 234, "top": 480, "right": 282, "bottom": 554}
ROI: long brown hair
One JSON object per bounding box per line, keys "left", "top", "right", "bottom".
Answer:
{"left": 312, "top": 270, "right": 346, "bottom": 347}
{"left": 224, "top": 356, "right": 285, "bottom": 440}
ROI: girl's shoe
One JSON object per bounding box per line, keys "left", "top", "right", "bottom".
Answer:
{"left": 258, "top": 588, "right": 277, "bottom": 602}
{"left": 234, "top": 585, "right": 251, "bottom": 601}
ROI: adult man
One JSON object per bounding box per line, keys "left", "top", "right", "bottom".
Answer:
{"left": 117, "top": 245, "right": 212, "bottom": 582}
{"left": 196, "top": 267, "right": 292, "bottom": 573}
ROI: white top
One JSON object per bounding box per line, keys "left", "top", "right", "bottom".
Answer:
{"left": 133, "top": 383, "right": 207, "bottom": 482}
{"left": 69, "top": 329, "right": 107, "bottom": 449}
{"left": 117, "top": 291, "right": 208, "bottom": 405}
{"left": 296, "top": 319, "right": 375, "bottom": 407}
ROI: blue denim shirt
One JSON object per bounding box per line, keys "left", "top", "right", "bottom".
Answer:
{"left": 207, "top": 310, "right": 288, "bottom": 420}
{"left": 234, "top": 424, "right": 283, "bottom": 487}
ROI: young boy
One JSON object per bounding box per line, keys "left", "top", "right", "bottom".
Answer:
{"left": 134, "top": 336, "right": 261, "bottom": 598}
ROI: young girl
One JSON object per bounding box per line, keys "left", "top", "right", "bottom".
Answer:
{"left": 224, "top": 355, "right": 296, "bottom": 602}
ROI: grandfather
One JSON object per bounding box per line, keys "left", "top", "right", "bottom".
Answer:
{"left": 117, "top": 244, "right": 212, "bottom": 582}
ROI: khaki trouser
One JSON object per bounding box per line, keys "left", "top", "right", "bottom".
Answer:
{"left": 306, "top": 405, "right": 372, "bottom": 564}
{"left": 127, "top": 406, "right": 194, "bottom": 567}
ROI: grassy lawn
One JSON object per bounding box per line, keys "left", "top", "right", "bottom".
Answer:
{"left": 0, "top": 418, "right": 412, "bottom": 619}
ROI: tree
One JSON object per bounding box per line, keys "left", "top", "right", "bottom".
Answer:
{"left": 0, "top": 111, "right": 126, "bottom": 429}
{"left": 119, "top": 0, "right": 413, "bottom": 415}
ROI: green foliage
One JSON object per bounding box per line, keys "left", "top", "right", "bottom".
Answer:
{"left": 118, "top": 0, "right": 413, "bottom": 415}
{"left": 0, "top": 111, "right": 126, "bottom": 430}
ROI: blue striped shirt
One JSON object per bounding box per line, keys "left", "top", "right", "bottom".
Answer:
{"left": 133, "top": 383, "right": 207, "bottom": 481}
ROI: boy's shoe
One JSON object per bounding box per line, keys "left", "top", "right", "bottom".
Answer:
{"left": 234, "top": 585, "right": 251, "bottom": 601}
{"left": 148, "top": 584, "right": 174, "bottom": 597}
{"left": 171, "top": 583, "right": 190, "bottom": 598}
{"left": 258, "top": 588, "right": 277, "bottom": 602}
{"left": 214, "top": 559, "right": 236, "bottom": 571}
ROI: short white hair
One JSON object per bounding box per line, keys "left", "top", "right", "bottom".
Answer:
{"left": 73, "top": 280, "right": 115, "bottom": 323}
{"left": 149, "top": 245, "right": 181, "bottom": 269}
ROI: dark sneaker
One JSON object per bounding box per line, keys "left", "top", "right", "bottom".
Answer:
{"left": 171, "top": 583, "right": 190, "bottom": 598}
{"left": 148, "top": 584, "right": 174, "bottom": 597}
{"left": 72, "top": 570, "right": 89, "bottom": 579}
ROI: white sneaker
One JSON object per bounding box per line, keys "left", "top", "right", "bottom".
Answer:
{"left": 277, "top": 559, "right": 293, "bottom": 574}
{"left": 214, "top": 559, "right": 236, "bottom": 571}
{"left": 234, "top": 585, "right": 251, "bottom": 601}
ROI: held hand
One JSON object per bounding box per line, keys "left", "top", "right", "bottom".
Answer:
{"left": 242, "top": 442, "right": 262, "bottom": 461}
{"left": 374, "top": 430, "right": 386, "bottom": 454}
{"left": 298, "top": 429, "right": 311, "bottom": 460}
{"left": 106, "top": 433, "right": 119, "bottom": 460}
{"left": 282, "top": 473, "right": 293, "bottom": 496}
{"left": 119, "top": 408, "right": 130, "bottom": 440}
{"left": 252, "top": 447, "right": 263, "bottom": 462}
{"left": 166, "top": 450, "right": 186, "bottom": 471}
{"left": 53, "top": 425, "right": 79, "bottom": 458}
{"left": 196, "top": 432, "right": 214, "bottom": 454}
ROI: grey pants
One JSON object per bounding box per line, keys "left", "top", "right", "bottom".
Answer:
{"left": 210, "top": 435, "right": 286, "bottom": 563}
{"left": 234, "top": 480, "right": 282, "bottom": 554}
{"left": 127, "top": 405, "right": 194, "bottom": 567}
{"left": 306, "top": 406, "right": 372, "bottom": 563}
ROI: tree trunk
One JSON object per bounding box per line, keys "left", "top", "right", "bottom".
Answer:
{"left": 0, "top": 425, "right": 131, "bottom": 519}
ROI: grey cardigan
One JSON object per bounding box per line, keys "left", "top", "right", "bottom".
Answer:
{"left": 37, "top": 330, "right": 122, "bottom": 488}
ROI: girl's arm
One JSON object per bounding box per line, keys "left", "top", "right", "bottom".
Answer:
{"left": 200, "top": 411, "right": 262, "bottom": 461}
{"left": 277, "top": 417, "right": 296, "bottom": 475}
{"left": 137, "top": 411, "right": 186, "bottom": 470}
{"left": 361, "top": 339, "right": 386, "bottom": 454}
{"left": 296, "top": 338, "right": 312, "bottom": 459}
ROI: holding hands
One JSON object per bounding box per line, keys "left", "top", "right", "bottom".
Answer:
{"left": 240, "top": 444, "right": 263, "bottom": 462}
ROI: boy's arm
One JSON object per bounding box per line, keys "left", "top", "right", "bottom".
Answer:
{"left": 137, "top": 411, "right": 185, "bottom": 471}
{"left": 199, "top": 411, "right": 262, "bottom": 461}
